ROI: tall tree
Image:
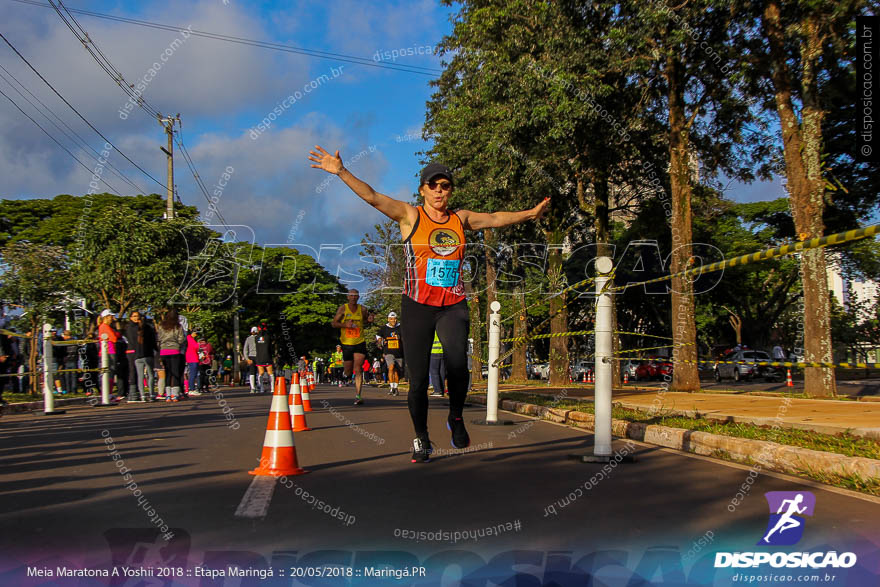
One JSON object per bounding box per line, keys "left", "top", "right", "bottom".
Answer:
{"left": 750, "top": 0, "right": 865, "bottom": 396}
{"left": 615, "top": 0, "right": 763, "bottom": 391}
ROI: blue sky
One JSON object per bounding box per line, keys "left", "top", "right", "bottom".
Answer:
{"left": 0, "top": 0, "right": 785, "bottom": 278}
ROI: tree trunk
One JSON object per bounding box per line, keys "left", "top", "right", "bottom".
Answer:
{"left": 511, "top": 255, "right": 528, "bottom": 381}
{"left": 666, "top": 52, "right": 700, "bottom": 392}
{"left": 29, "top": 319, "right": 39, "bottom": 395}
{"left": 546, "top": 229, "right": 569, "bottom": 385}
{"left": 763, "top": 1, "right": 836, "bottom": 397}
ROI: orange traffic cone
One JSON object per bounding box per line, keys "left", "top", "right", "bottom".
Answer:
{"left": 289, "top": 373, "right": 311, "bottom": 432}
{"left": 588, "top": 372, "right": 594, "bottom": 384}
{"left": 302, "top": 374, "right": 313, "bottom": 412}
{"left": 249, "top": 376, "right": 307, "bottom": 477}
{"left": 309, "top": 371, "right": 316, "bottom": 392}
{"left": 786, "top": 369, "right": 794, "bottom": 387}
{"left": 582, "top": 372, "right": 587, "bottom": 383}
{"left": 623, "top": 372, "right": 629, "bottom": 384}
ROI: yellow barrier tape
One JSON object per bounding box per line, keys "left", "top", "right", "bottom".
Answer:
{"left": 689, "top": 359, "right": 880, "bottom": 370}
{"left": 614, "top": 331, "right": 675, "bottom": 341}
{"left": 500, "top": 329, "right": 594, "bottom": 343}
{"left": 613, "top": 342, "right": 695, "bottom": 355}
{"left": 609, "top": 223, "right": 880, "bottom": 293}
{"left": 0, "top": 328, "right": 32, "bottom": 338}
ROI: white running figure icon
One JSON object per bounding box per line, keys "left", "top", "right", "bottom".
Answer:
{"left": 762, "top": 493, "right": 807, "bottom": 543}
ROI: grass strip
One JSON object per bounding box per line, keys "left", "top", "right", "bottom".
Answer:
{"left": 486, "top": 391, "right": 880, "bottom": 461}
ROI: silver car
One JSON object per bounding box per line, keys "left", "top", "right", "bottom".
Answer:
{"left": 714, "top": 350, "right": 783, "bottom": 382}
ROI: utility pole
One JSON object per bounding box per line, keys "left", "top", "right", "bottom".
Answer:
{"left": 158, "top": 114, "right": 180, "bottom": 220}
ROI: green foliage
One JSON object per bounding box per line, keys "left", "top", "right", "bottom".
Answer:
{"left": 0, "top": 241, "right": 70, "bottom": 325}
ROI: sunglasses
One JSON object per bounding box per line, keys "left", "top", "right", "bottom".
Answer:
{"left": 427, "top": 180, "right": 452, "bottom": 191}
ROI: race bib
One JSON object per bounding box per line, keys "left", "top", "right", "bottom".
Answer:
{"left": 387, "top": 338, "right": 399, "bottom": 349}
{"left": 345, "top": 327, "right": 361, "bottom": 339}
{"left": 426, "top": 258, "right": 460, "bottom": 287}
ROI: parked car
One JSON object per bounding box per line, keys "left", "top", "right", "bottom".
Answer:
{"left": 529, "top": 362, "right": 550, "bottom": 380}
{"left": 633, "top": 358, "right": 673, "bottom": 381}
{"left": 714, "top": 350, "right": 784, "bottom": 382}
{"left": 621, "top": 360, "right": 639, "bottom": 381}
{"left": 572, "top": 360, "right": 594, "bottom": 381}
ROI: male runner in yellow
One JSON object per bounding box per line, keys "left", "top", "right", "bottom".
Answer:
{"left": 331, "top": 289, "right": 374, "bottom": 404}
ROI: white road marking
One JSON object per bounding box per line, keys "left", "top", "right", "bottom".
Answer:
{"left": 234, "top": 475, "right": 277, "bottom": 519}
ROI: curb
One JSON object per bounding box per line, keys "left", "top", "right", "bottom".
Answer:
{"left": 470, "top": 395, "right": 880, "bottom": 482}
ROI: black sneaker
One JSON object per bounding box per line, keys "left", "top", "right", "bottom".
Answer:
{"left": 430, "top": 391, "right": 443, "bottom": 397}
{"left": 447, "top": 416, "right": 470, "bottom": 449}
{"left": 354, "top": 395, "right": 364, "bottom": 405}
{"left": 411, "top": 435, "right": 432, "bottom": 463}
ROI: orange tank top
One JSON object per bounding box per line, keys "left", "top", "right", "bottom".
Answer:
{"left": 403, "top": 206, "right": 466, "bottom": 307}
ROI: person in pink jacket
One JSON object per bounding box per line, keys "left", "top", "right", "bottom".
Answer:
{"left": 185, "top": 330, "right": 199, "bottom": 396}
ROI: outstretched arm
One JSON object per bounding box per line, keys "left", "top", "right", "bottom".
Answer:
{"left": 458, "top": 197, "right": 551, "bottom": 230}
{"left": 309, "top": 145, "right": 415, "bottom": 224}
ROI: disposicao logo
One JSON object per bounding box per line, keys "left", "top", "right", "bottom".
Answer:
{"left": 714, "top": 491, "right": 858, "bottom": 570}
{"left": 759, "top": 491, "right": 815, "bottom": 546}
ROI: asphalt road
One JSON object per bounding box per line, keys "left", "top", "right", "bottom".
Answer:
{"left": 1, "top": 384, "right": 878, "bottom": 586}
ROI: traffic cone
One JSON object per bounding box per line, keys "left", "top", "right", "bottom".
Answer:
{"left": 309, "top": 371, "right": 316, "bottom": 392}
{"left": 582, "top": 372, "right": 587, "bottom": 383}
{"left": 623, "top": 372, "right": 629, "bottom": 384}
{"left": 289, "top": 373, "right": 311, "bottom": 432}
{"left": 786, "top": 369, "right": 794, "bottom": 387}
{"left": 588, "top": 372, "right": 594, "bottom": 384}
{"left": 302, "top": 374, "right": 313, "bottom": 412}
{"left": 249, "top": 376, "right": 307, "bottom": 477}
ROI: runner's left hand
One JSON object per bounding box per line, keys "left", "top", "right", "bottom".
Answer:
{"left": 533, "top": 197, "right": 551, "bottom": 220}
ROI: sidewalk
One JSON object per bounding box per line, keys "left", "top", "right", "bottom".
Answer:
{"left": 476, "top": 384, "right": 880, "bottom": 439}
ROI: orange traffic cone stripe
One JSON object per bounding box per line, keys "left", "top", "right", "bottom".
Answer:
{"left": 302, "top": 372, "right": 313, "bottom": 412}
{"left": 249, "top": 376, "right": 307, "bottom": 477}
{"left": 289, "top": 373, "right": 311, "bottom": 432}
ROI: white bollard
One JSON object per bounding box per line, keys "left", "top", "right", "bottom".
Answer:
{"left": 42, "top": 323, "right": 57, "bottom": 414}
{"left": 486, "top": 301, "right": 501, "bottom": 423}
{"left": 593, "top": 256, "right": 614, "bottom": 457}
{"left": 101, "top": 333, "right": 111, "bottom": 405}
{"left": 474, "top": 300, "right": 512, "bottom": 426}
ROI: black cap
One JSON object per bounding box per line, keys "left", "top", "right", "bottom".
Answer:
{"left": 420, "top": 162, "right": 453, "bottom": 186}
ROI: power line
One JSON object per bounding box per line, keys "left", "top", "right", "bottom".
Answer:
{"left": 44, "top": 1, "right": 232, "bottom": 226}
{"left": 11, "top": 0, "right": 445, "bottom": 76}
{"left": 0, "top": 83, "right": 124, "bottom": 195}
{"left": 48, "top": 0, "right": 162, "bottom": 120}
{"left": 0, "top": 61, "right": 147, "bottom": 194}
{"left": 0, "top": 30, "right": 169, "bottom": 191}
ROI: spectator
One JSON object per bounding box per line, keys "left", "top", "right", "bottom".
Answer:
{"left": 125, "top": 311, "right": 157, "bottom": 402}
{"left": 222, "top": 355, "right": 233, "bottom": 386}
{"left": 58, "top": 330, "right": 78, "bottom": 394}
{"left": 82, "top": 321, "right": 99, "bottom": 396}
{"left": 197, "top": 335, "right": 214, "bottom": 392}
{"left": 429, "top": 332, "right": 446, "bottom": 397}
{"left": 156, "top": 309, "right": 186, "bottom": 402}
{"left": 98, "top": 310, "right": 124, "bottom": 398}
{"left": 0, "top": 328, "right": 11, "bottom": 405}
{"left": 185, "top": 329, "right": 199, "bottom": 395}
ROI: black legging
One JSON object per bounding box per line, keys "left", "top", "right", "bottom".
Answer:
{"left": 400, "top": 295, "right": 469, "bottom": 436}
{"left": 161, "top": 354, "right": 183, "bottom": 388}
{"left": 198, "top": 363, "right": 210, "bottom": 391}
